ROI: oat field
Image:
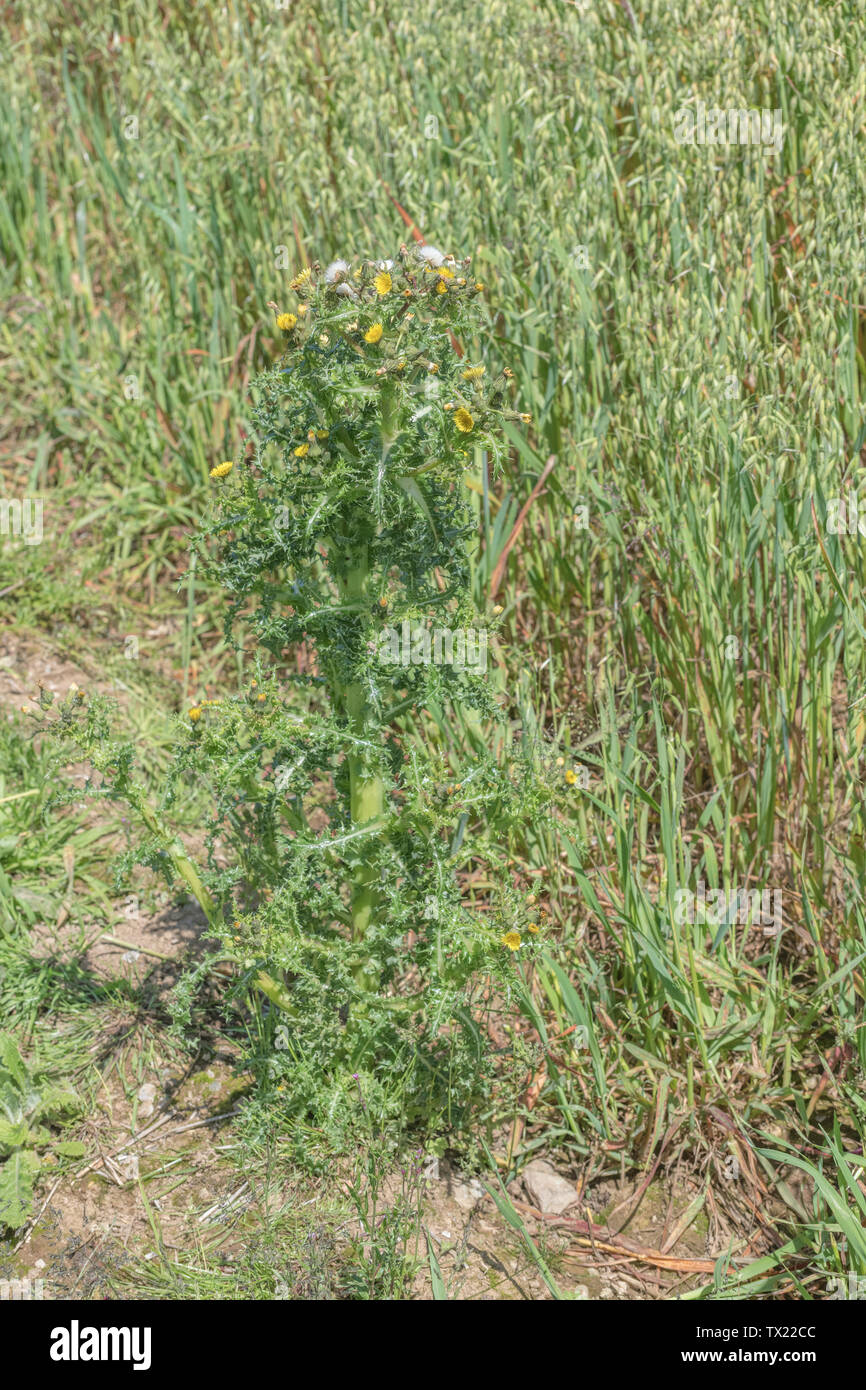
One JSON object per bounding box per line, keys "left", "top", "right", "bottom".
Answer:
{"left": 1, "top": 0, "right": 865, "bottom": 1308}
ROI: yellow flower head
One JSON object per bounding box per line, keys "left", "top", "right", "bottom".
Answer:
{"left": 276, "top": 313, "right": 297, "bottom": 331}
{"left": 565, "top": 768, "right": 577, "bottom": 785}
{"left": 462, "top": 365, "right": 485, "bottom": 381}
{"left": 520, "top": 412, "right": 532, "bottom": 424}
{"left": 373, "top": 271, "right": 392, "bottom": 296}
{"left": 454, "top": 408, "right": 474, "bottom": 433}
{"left": 188, "top": 706, "right": 202, "bottom": 723}
{"left": 294, "top": 443, "right": 309, "bottom": 457}
{"left": 290, "top": 268, "right": 312, "bottom": 291}
{"left": 364, "top": 323, "right": 383, "bottom": 344}
{"left": 501, "top": 931, "right": 522, "bottom": 952}
{"left": 475, "top": 282, "right": 485, "bottom": 291}
{"left": 210, "top": 460, "right": 234, "bottom": 478}
{"left": 436, "top": 266, "right": 455, "bottom": 279}
{"left": 435, "top": 280, "right": 448, "bottom": 294}
{"left": 528, "top": 923, "right": 539, "bottom": 935}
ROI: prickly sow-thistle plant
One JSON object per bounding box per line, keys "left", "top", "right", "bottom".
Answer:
{"left": 54, "top": 245, "right": 548, "bottom": 1130}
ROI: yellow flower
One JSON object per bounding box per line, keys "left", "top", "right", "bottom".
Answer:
{"left": 436, "top": 266, "right": 455, "bottom": 279}
{"left": 527, "top": 923, "right": 539, "bottom": 935}
{"left": 454, "top": 408, "right": 474, "bottom": 433}
{"left": 294, "top": 443, "right": 309, "bottom": 457}
{"left": 290, "top": 268, "right": 312, "bottom": 291}
{"left": 565, "top": 768, "right": 577, "bottom": 785}
{"left": 210, "top": 460, "right": 234, "bottom": 478}
{"left": 373, "top": 271, "right": 392, "bottom": 296}
{"left": 435, "top": 280, "right": 448, "bottom": 294}
{"left": 520, "top": 412, "right": 532, "bottom": 423}
{"left": 475, "top": 282, "right": 485, "bottom": 291}
{"left": 188, "top": 707, "right": 202, "bottom": 722}
{"left": 364, "top": 323, "right": 383, "bottom": 344}
{"left": 462, "top": 365, "right": 485, "bottom": 381}
{"left": 501, "top": 931, "right": 522, "bottom": 952}
{"left": 276, "top": 312, "right": 297, "bottom": 331}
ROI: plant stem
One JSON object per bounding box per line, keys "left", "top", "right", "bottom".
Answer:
{"left": 336, "top": 555, "right": 385, "bottom": 989}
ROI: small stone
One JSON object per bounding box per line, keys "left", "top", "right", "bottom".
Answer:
{"left": 451, "top": 1176, "right": 484, "bottom": 1210}
{"left": 522, "top": 1159, "right": 579, "bottom": 1215}
{"left": 116, "top": 1154, "right": 139, "bottom": 1181}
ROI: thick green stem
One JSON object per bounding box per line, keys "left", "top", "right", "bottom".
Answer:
{"left": 335, "top": 556, "right": 385, "bottom": 989}
{"left": 334, "top": 385, "right": 399, "bottom": 984}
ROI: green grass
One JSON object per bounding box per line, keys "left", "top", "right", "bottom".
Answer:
{"left": 2, "top": 0, "right": 866, "bottom": 1297}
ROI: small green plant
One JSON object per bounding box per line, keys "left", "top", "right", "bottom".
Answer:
{"left": 51, "top": 247, "right": 551, "bottom": 1142}
{"left": 344, "top": 1077, "right": 429, "bottom": 1299}
{"left": 0, "top": 1033, "right": 83, "bottom": 1231}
